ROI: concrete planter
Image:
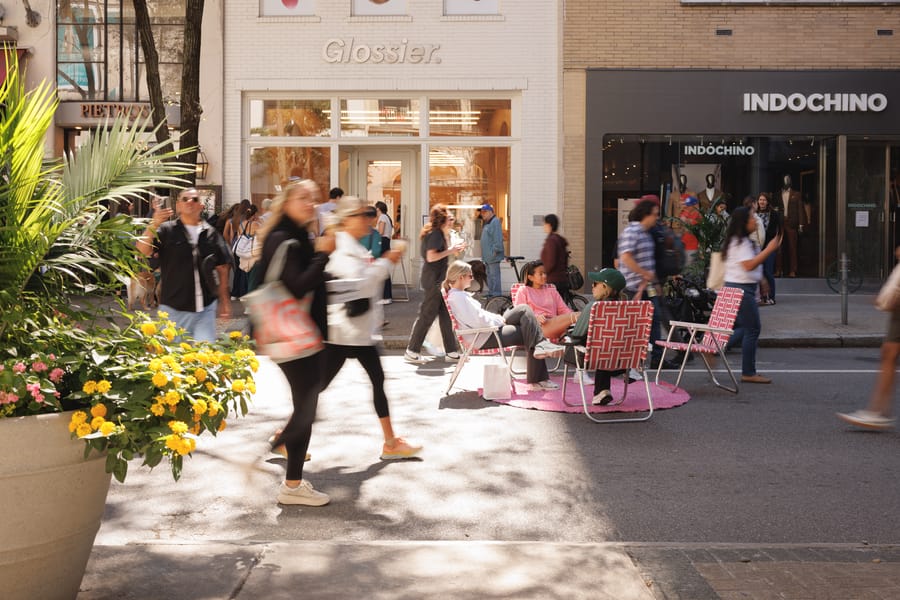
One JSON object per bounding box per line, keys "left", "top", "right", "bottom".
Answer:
{"left": 0, "top": 411, "right": 112, "bottom": 600}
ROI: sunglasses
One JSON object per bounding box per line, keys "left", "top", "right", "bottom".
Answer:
{"left": 178, "top": 196, "right": 201, "bottom": 203}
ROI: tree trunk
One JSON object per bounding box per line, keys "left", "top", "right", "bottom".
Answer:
{"left": 132, "top": 0, "right": 172, "bottom": 154}
{"left": 179, "top": 0, "right": 205, "bottom": 187}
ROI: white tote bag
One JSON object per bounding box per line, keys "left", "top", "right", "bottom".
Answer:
{"left": 482, "top": 363, "right": 511, "bottom": 400}
{"left": 875, "top": 262, "right": 900, "bottom": 312}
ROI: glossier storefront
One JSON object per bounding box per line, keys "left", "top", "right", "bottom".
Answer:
{"left": 587, "top": 70, "right": 900, "bottom": 281}
{"left": 224, "top": 1, "right": 560, "bottom": 284}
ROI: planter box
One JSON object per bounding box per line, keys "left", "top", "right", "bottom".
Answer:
{"left": 0, "top": 411, "right": 112, "bottom": 600}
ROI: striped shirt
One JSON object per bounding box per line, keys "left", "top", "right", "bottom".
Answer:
{"left": 617, "top": 221, "right": 655, "bottom": 292}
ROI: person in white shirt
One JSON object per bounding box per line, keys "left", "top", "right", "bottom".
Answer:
{"left": 444, "top": 261, "right": 565, "bottom": 391}
{"left": 722, "top": 207, "right": 782, "bottom": 384}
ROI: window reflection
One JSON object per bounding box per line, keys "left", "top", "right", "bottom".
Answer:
{"left": 429, "top": 99, "right": 511, "bottom": 137}
{"left": 249, "top": 100, "right": 331, "bottom": 137}
{"left": 340, "top": 99, "right": 420, "bottom": 137}
{"left": 249, "top": 146, "right": 330, "bottom": 205}
{"left": 429, "top": 146, "right": 510, "bottom": 255}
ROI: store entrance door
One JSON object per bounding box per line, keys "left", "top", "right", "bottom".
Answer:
{"left": 846, "top": 141, "right": 889, "bottom": 279}
{"left": 343, "top": 147, "right": 420, "bottom": 281}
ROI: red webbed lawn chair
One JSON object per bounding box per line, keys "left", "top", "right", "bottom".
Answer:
{"left": 560, "top": 300, "right": 655, "bottom": 423}
{"left": 654, "top": 286, "right": 743, "bottom": 393}
{"left": 442, "top": 288, "right": 521, "bottom": 395}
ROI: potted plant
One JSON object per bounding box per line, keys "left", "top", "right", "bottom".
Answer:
{"left": 0, "top": 54, "right": 256, "bottom": 600}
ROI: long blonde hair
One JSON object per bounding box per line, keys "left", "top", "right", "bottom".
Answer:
{"left": 443, "top": 260, "right": 472, "bottom": 291}
{"left": 253, "top": 179, "right": 319, "bottom": 258}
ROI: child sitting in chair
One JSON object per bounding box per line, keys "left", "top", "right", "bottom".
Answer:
{"left": 566, "top": 268, "right": 628, "bottom": 406}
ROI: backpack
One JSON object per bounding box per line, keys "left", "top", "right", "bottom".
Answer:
{"left": 652, "top": 225, "right": 684, "bottom": 279}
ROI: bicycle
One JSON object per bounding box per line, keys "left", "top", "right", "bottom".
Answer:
{"left": 483, "top": 256, "right": 588, "bottom": 315}
{"left": 825, "top": 258, "right": 863, "bottom": 294}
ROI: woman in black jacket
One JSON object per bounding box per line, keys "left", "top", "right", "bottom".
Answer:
{"left": 255, "top": 179, "right": 335, "bottom": 506}
{"left": 756, "top": 192, "right": 782, "bottom": 305}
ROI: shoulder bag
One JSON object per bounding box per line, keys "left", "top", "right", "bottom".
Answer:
{"left": 706, "top": 251, "right": 725, "bottom": 291}
{"left": 875, "top": 262, "right": 900, "bottom": 312}
{"left": 242, "top": 240, "right": 324, "bottom": 363}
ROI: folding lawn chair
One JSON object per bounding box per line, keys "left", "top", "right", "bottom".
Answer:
{"left": 560, "top": 300, "right": 655, "bottom": 423}
{"left": 510, "top": 282, "right": 565, "bottom": 371}
{"left": 442, "top": 289, "right": 521, "bottom": 394}
{"left": 654, "top": 286, "right": 743, "bottom": 393}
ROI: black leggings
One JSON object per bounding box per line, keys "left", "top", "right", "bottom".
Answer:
{"left": 321, "top": 344, "right": 390, "bottom": 418}
{"left": 273, "top": 352, "right": 322, "bottom": 481}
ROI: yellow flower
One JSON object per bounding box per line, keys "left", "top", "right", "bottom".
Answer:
{"left": 96, "top": 380, "right": 112, "bottom": 394}
{"left": 229, "top": 330, "right": 243, "bottom": 339}
{"left": 194, "top": 368, "right": 208, "bottom": 382}
{"left": 168, "top": 420, "right": 189, "bottom": 434}
{"left": 99, "top": 421, "right": 116, "bottom": 436}
{"left": 164, "top": 390, "right": 181, "bottom": 406}
{"left": 165, "top": 434, "right": 180, "bottom": 452}
{"left": 192, "top": 412, "right": 202, "bottom": 423}
{"left": 162, "top": 355, "right": 177, "bottom": 367}
{"left": 68, "top": 421, "right": 77, "bottom": 433}
{"left": 190, "top": 424, "right": 201, "bottom": 435}
{"left": 90, "top": 403, "right": 107, "bottom": 418}
{"left": 71, "top": 410, "right": 88, "bottom": 425}
{"left": 158, "top": 310, "right": 169, "bottom": 319}
{"left": 180, "top": 343, "right": 192, "bottom": 351}
{"left": 218, "top": 420, "right": 227, "bottom": 432}
{"left": 150, "top": 403, "right": 165, "bottom": 416}
{"left": 231, "top": 379, "right": 245, "bottom": 393}
{"left": 162, "top": 327, "right": 177, "bottom": 342}
{"left": 195, "top": 352, "right": 210, "bottom": 364}
{"left": 82, "top": 380, "right": 97, "bottom": 394}
{"left": 149, "top": 358, "right": 164, "bottom": 372}
{"left": 152, "top": 371, "right": 169, "bottom": 387}
{"left": 140, "top": 322, "right": 157, "bottom": 336}
{"left": 192, "top": 399, "right": 208, "bottom": 415}
{"left": 247, "top": 381, "right": 257, "bottom": 394}
{"left": 172, "top": 376, "right": 182, "bottom": 387}
{"left": 205, "top": 382, "right": 215, "bottom": 392}
{"left": 249, "top": 358, "right": 259, "bottom": 372}
{"left": 207, "top": 401, "right": 222, "bottom": 417}
{"left": 76, "top": 423, "right": 92, "bottom": 437}
{"left": 91, "top": 416, "right": 105, "bottom": 430}
{"left": 184, "top": 375, "right": 197, "bottom": 386}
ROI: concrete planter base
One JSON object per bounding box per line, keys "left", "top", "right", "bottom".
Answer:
{"left": 0, "top": 411, "right": 112, "bottom": 600}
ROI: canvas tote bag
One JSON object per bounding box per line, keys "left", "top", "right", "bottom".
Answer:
{"left": 242, "top": 240, "right": 323, "bottom": 363}
{"left": 875, "top": 262, "right": 900, "bottom": 312}
{"left": 482, "top": 363, "right": 511, "bottom": 400}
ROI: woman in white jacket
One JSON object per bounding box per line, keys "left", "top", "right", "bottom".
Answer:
{"left": 322, "top": 196, "right": 422, "bottom": 460}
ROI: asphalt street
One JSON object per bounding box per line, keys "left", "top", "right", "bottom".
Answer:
{"left": 79, "top": 346, "right": 900, "bottom": 598}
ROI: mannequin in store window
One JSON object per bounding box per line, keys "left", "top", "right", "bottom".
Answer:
{"left": 775, "top": 174, "right": 807, "bottom": 278}
{"left": 699, "top": 173, "right": 726, "bottom": 213}
{"left": 667, "top": 171, "right": 692, "bottom": 219}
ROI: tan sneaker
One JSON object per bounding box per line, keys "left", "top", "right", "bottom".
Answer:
{"left": 381, "top": 437, "right": 423, "bottom": 460}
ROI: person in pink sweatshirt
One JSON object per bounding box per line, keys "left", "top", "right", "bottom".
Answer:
{"left": 514, "top": 261, "right": 579, "bottom": 340}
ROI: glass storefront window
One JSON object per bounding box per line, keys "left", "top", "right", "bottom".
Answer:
{"left": 429, "top": 99, "right": 511, "bottom": 137}
{"left": 249, "top": 146, "right": 330, "bottom": 205}
{"left": 57, "top": 0, "right": 185, "bottom": 102}
{"left": 429, "top": 146, "right": 510, "bottom": 255}
{"left": 249, "top": 100, "right": 331, "bottom": 137}
{"left": 340, "top": 99, "right": 420, "bottom": 137}
{"left": 352, "top": 0, "right": 407, "bottom": 16}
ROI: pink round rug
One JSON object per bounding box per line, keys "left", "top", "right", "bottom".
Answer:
{"left": 480, "top": 374, "right": 690, "bottom": 414}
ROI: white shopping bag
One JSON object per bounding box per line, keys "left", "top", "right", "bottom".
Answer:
{"left": 482, "top": 363, "right": 511, "bottom": 400}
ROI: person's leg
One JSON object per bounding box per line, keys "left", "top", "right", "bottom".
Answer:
{"left": 319, "top": 344, "right": 348, "bottom": 393}
{"left": 735, "top": 285, "right": 761, "bottom": 376}
{"left": 593, "top": 371, "right": 613, "bottom": 396}
{"left": 407, "top": 284, "right": 442, "bottom": 353}
{"left": 274, "top": 353, "right": 322, "bottom": 483}
{"left": 542, "top": 314, "right": 576, "bottom": 340}
{"left": 763, "top": 253, "right": 777, "bottom": 301}
{"left": 352, "top": 346, "right": 390, "bottom": 420}
{"left": 486, "top": 260, "right": 502, "bottom": 297}
{"left": 868, "top": 341, "right": 900, "bottom": 416}
{"left": 194, "top": 301, "right": 218, "bottom": 343}
{"left": 502, "top": 304, "right": 543, "bottom": 349}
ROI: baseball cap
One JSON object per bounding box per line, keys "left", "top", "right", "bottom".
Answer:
{"left": 335, "top": 196, "right": 369, "bottom": 218}
{"left": 480, "top": 203, "right": 494, "bottom": 212}
{"left": 587, "top": 268, "right": 626, "bottom": 293}
{"left": 639, "top": 194, "right": 661, "bottom": 205}
{"left": 683, "top": 195, "right": 699, "bottom": 207}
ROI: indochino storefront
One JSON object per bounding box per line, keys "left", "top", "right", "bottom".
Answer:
{"left": 586, "top": 70, "right": 900, "bottom": 281}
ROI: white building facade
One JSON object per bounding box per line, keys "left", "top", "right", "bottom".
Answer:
{"left": 223, "top": 0, "right": 561, "bottom": 282}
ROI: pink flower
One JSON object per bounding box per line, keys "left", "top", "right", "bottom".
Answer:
{"left": 31, "top": 361, "right": 48, "bottom": 373}
{"left": 48, "top": 353, "right": 56, "bottom": 360}
{"left": 49, "top": 368, "right": 65, "bottom": 383}
{"left": 5, "top": 393, "right": 18, "bottom": 404}
{"left": 26, "top": 383, "right": 41, "bottom": 399}
{"left": 34, "top": 393, "right": 45, "bottom": 403}
{"left": 0, "top": 392, "right": 7, "bottom": 405}
{"left": 12, "top": 362, "right": 26, "bottom": 374}
{"left": 53, "top": 391, "right": 61, "bottom": 398}
{"left": 0, "top": 365, "right": 5, "bottom": 371}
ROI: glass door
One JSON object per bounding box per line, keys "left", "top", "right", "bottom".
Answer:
{"left": 846, "top": 141, "right": 888, "bottom": 279}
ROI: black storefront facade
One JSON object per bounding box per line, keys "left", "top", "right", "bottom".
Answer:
{"left": 586, "top": 70, "right": 900, "bottom": 281}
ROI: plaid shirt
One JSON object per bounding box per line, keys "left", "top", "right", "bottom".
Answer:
{"left": 617, "top": 221, "right": 655, "bottom": 292}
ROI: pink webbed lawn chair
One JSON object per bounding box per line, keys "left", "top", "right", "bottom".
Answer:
{"left": 442, "top": 289, "right": 521, "bottom": 395}
{"left": 560, "top": 300, "right": 655, "bottom": 423}
{"left": 654, "top": 286, "right": 743, "bottom": 393}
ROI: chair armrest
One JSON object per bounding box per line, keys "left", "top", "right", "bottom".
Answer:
{"left": 668, "top": 320, "right": 734, "bottom": 336}
{"left": 456, "top": 326, "right": 500, "bottom": 336}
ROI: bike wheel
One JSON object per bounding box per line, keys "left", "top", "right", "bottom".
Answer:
{"left": 484, "top": 295, "right": 512, "bottom": 315}
{"left": 569, "top": 294, "right": 589, "bottom": 312}
{"left": 826, "top": 262, "right": 863, "bottom": 294}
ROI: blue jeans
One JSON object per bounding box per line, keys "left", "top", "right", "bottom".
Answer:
{"left": 724, "top": 283, "right": 761, "bottom": 376}
{"left": 485, "top": 260, "right": 502, "bottom": 297}
{"left": 762, "top": 253, "right": 776, "bottom": 300}
{"left": 158, "top": 301, "right": 217, "bottom": 343}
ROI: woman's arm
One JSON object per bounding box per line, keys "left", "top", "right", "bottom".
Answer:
{"left": 553, "top": 287, "right": 572, "bottom": 315}
{"left": 738, "top": 233, "right": 783, "bottom": 271}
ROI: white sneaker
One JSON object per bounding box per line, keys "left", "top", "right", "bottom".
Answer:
{"left": 277, "top": 480, "right": 330, "bottom": 506}
{"left": 534, "top": 340, "right": 565, "bottom": 359}
{"left": 575, "top": 370, "right": 595, "bottom": 385}
{"left": 444, "top": 351, "right": 461, "bottom": 362}
{"left": 422, "top": 341, "right": 445, "bottom": 358}
{"left": 836, "top": 410, "right": 896, "bottom": 431}
{"left": 592, "top": 389, "right": 613, "bottom": 406}
{"left": 529, "top": 379, "right": 560, "bottom": 391}
{"left": 404, "top": 350, "right": 428, "bottom": 364}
